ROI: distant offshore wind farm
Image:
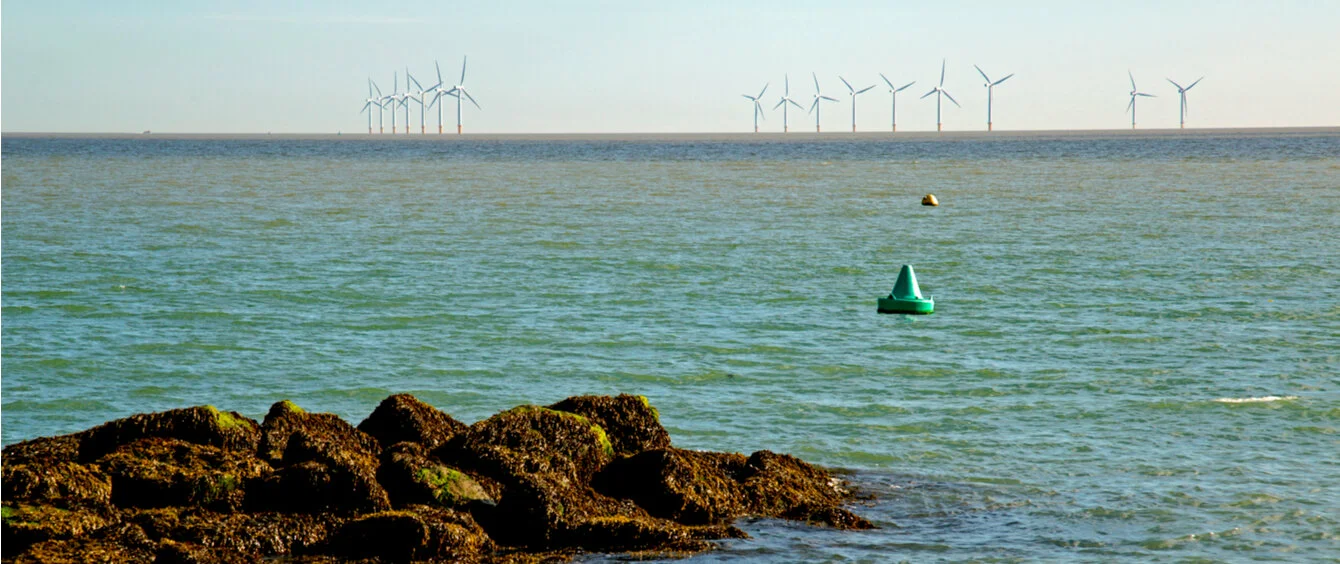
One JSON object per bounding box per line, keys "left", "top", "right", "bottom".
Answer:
{"left": 361, "top": 56, "right": 480, "bottom": 135}
{"left": 361, "top": 57, "right": 1206, "bottom": 135}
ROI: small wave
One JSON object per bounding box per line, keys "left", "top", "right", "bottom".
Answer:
{"left": 1212, "top": 396, "right": 1298, "bottom": 404}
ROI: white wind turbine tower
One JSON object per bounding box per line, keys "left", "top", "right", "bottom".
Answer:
{"left": 405, "top": 69, "right": 434, "bottom": 135}
{"left": 387, "top": 72, "right": 401, "bottom": 134}
{"left": 920, "top": 59, "right": 959, "bottom": 132}
{"left": 878, "top": 74, "right": 915, "bottom": 132}
{"left": 839, "top": 76, "right": 875, "bottom": 132}
{"left": 401, "top": 67, "right": 418, "bottom": 135}
{"left": 448, "top": 56, "right": 482, "bottom": 134}
{"left": 426, "top": 60, "right": 457, "bottom": 134}
{"left": 415, "top": 71, "right": 441, "bottom": 135}
{"left": 974, "top": 65, "right": 1014, "bottom": 131}
{"left": 1126, "top": 71, "right": 1156, "bottom": 129}
{"left": 772, "top": 74, "right": 805, "bottom": 132}
{"left": 808, "top": 73, "right": 839, "bottom": 132}
{"left": 1167, "top": 76, "right": 1203, "bottom": 129}
{"left": 360, "top": 78, "right": 383, "bottom": 135}
{"left": 741, "top": 83, "right": 768, "bottom": 133}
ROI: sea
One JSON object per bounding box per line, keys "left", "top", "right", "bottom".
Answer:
{"left": 3, "top": 130, "right": 1338, "bottom": 562}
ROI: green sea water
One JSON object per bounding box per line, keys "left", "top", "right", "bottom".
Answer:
{"left": 3, "top": 134, "right": 1338, "bottom": 561}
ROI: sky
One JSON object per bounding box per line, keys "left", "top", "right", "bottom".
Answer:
{"left": 3, "top": 1, "right": 1339, "bottom": 134}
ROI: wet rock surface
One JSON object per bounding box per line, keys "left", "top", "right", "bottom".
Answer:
{"left": 2, "top": 394, "right": 872, "bottom": 562}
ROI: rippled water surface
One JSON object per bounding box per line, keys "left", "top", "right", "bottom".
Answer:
{"left": 4, "top": 134, "right": 1338, "bottom": 561}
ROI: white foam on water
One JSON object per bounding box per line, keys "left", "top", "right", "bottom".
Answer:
{"left": 1212, "top": 396, "right": 1299, "bottom": 404}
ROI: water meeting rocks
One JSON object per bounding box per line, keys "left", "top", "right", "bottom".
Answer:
{"left": 2, "top": 394, "right": 873, "bottom": 562}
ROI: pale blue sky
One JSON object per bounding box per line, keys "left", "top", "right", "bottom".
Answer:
{"left": 4, "top": 1, "right": 1338, "bottom": 133}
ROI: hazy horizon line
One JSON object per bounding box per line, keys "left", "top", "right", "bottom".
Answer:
{"left": 5, "top": 126, "right": 1338, "bottom": 143}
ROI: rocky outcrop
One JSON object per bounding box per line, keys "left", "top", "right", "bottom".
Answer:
{"left": 2, "top": 394, "right": 871, "bottom": 562}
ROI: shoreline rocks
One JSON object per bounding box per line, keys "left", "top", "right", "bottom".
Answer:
{"left": 2, "top": 393, "right": 873, "bottom": 562}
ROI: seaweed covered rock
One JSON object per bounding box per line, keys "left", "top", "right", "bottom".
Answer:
{"left": 1, "top": 503, "right": 119, "bottom": 557}
{"left": 97, "top": 438, "right": 270, "bottom": 511}
{"left": 595, "top": 448, "right": 874, "bottom": 530}
{"left": 129, "top": 508, "right": 343, "bottom": 557}
{"left": 435, "top": 405, "right": 626, "bottom": 547}
{"left": 357, "top": 394, "right": 468, "bottom": 450}
{"left": 439, "top": 405, "right": 614, "bottom": 485}
{"left": 548, "top": 394, "right": 671, "bottom": 457}
{"left": 378, "top": 442, "right": 495, "bottom": 509}
{"left": 559, "top": 515, "right": 747, "bottom": 554}
{"left": 78, "top": 406, "right": 259, "bottom": 463}
{"left": 326, "top": 506, "right": 494, "bottom": 562}
{"left": 740, "top": 450, "right": 873, "bottom": 529}
{"left": 2, "top": 393, "right": 874, "bottom": 562}
{"left": 257, "top": 400, "right": 379, "bottom": 465}
{"left": 2, "top": 434, "right": 84, "bottom": 467}
{"left": 594, "top": 448, "right": 750, "bottom": 525}
{"left": 154, "top": 539, "right": 260, "bottom": 564}
{"left": 2, "top": 461, "right": 112, "bottom": 508}
{"left": 252, "top": 400, "right": 390, "bottom": 513}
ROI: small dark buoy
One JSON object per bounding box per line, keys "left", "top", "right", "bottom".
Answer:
{"left": 922, "top": 194, "right": 939, "bottom": 206}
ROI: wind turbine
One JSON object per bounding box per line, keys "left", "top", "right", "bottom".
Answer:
{"left": 426, "top": 60, "right": 456, "bottom": 134}
{"left": 415, "top": 71, "right": 441, "bottom": 135}
{"left": 741, "top": 83, "right": 769, "bottom": 132}
{"left": 360, "top": 78, "right": 383, "bottom": 135}
{"left": 839, "top": 76, "right": 875, "bottom": 132}
{"left": 772, "top": 74, "right": 805, "bottom": 132}
{"left": 878, "top": 74, "right": 915, "bottom": 132}
{"left": 1167, "top": 76, "right": 1203, "bottom": 129}
{"left": 808, "top": 73, "right": 838, "bottom": 132}
{"left": 920, "top": 60, "right": 959, "bottom": 132}
{"left": 401, "top": 67, "right": 419, "bottom": 135}
{"left": 449, "top": 56, "right": 481, "bottom": 134}
{"left": 1126, "top": 71, "right": 1156, "bottom": 129}
{"left": 974, "top": 65, "right": 1014, "bottom": 131}
{"left": 387, "top": 72, "right": 400, "bottom": 134}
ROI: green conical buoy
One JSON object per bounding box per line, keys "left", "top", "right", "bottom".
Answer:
{"left": 878, "top": 264, "right": 934, "bottom": 314}
{"left": 891, "top": 264, "right": 924, "bottom": 300}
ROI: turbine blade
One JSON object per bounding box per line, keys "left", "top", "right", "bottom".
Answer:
{"left": 436, "top": 60, "right": 443, "bottom": 84}
{"left": 1126, "top": 97, "right": 1135, "bottom": 113}
{"left": 880, "top": 73, "right": 895, "bottom": 90}
{"left": 463, "top": 89, "right": 481, "bottom": 109}
{"left": 789, "top": 99, "right": 804, "bottom": 110}
{"left": 921, "top": 89, "right": 936, "bottom": 99}
{"left": 898, "top": 81, "right": 915, "bottom": 92}
{"left": 758, "top": 83, "right": 769, "bottom": 99}
{"left": 857, "top": 85, "right": 875, "bottom": 94}
{"left": 1186, "top": 76, "right": 1203, "bottom": 90}
{"left": 994, "top": 73, "right": 1014, "bottom": 86}
{"left": 943, "top": 90, "right": 960, "bottom": 107}
{"left": 808, "top": 98, "right": 819, "bottom": 113}
{"left": 1167, "top": 78, "right": 1182, "bottom": 90}
{"left": 840, "top": 75, "right": 854, "bottom": 92}
{"left": 371, "top": 79, "right": 382, "bottom": 97}
{"left": 1129, "top": 70, "right": 1137, "bottom": 91}
{"left": 743, "top": 94, "right": 754, "bottom": 100}
{"left": 822, "top": 95, "right": 838, "bottom": 102}
{"left": 975, "top": 64, "right": 989, "bottom": 83}
{"left": 1138, "top": 93, "right": 1156, "bottom": 98}
{"left": 813, "top": 72, "right": 821, "bottom": 92}
{"left": 939, "top": 59, "right": 946, "bottom": 87}
{"left": 755, "top": 101, "right": 766, "bottom": 120}
{"left": 460, "top": 55, "right": 468, "bottom": 85}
